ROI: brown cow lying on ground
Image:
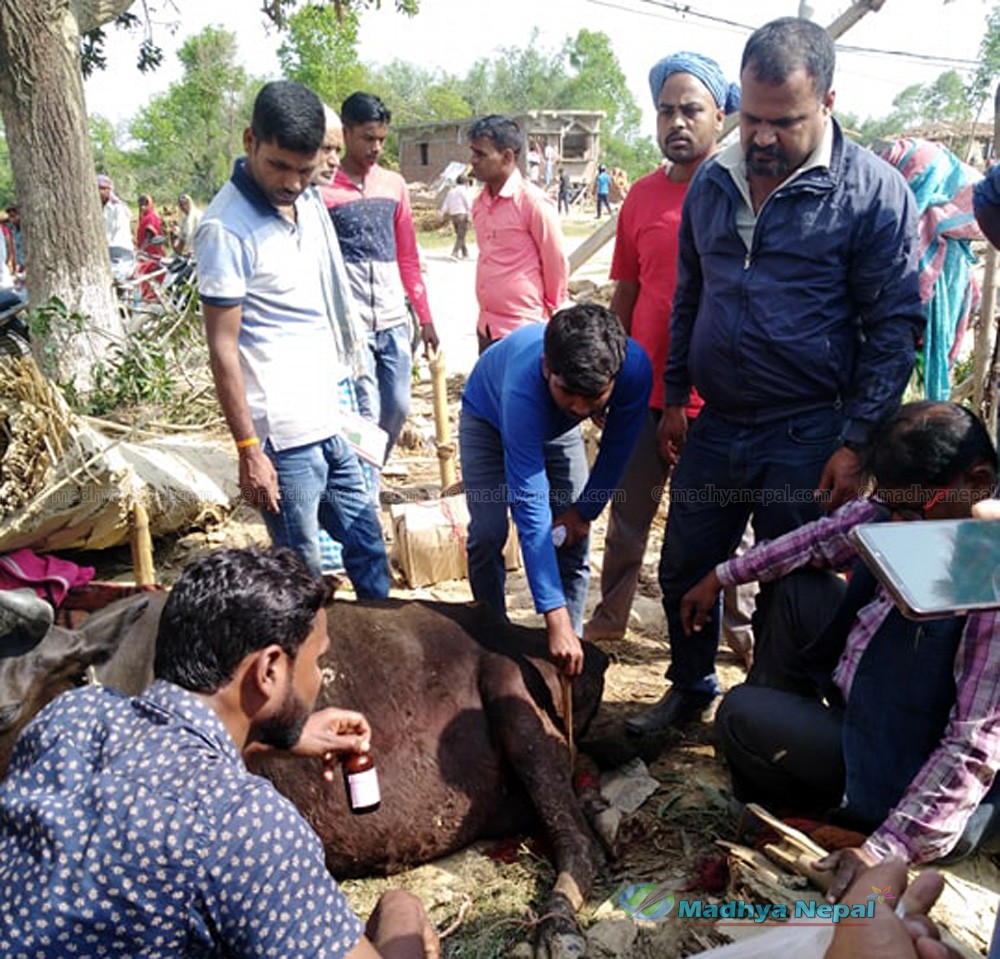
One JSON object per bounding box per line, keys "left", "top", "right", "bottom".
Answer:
{"left": 0, "top": 593, "right": 608, "bottom": 959}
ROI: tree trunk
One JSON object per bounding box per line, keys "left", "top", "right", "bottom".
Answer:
{"left": 0, "top": 0, "right": 133, "bottom": 393}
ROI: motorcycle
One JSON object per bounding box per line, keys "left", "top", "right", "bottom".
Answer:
{"left": 0, "top": 287, "right": 30, "bottom": 358}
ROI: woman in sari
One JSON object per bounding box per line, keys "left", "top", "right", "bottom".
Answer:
{"left": 136, "top": 194, "right": 164, "bottom": 302}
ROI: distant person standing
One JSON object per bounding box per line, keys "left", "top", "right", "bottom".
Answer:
{"left": 595, "top": 164, "right": 612, "bottom": 218}
{"left": 439, "top": 174, "right": 473, "bottom": 259}
{"left": 543, "top": 140, "right": 557, "bottom": 186}
{"left": 4, "top": 205, "right": 22, "bottom": 272}
{"left": 322, "top": 91, "right": 439, "bottom": 459}
{"left": 0, "top": 212, "right": 13, "bottom": 279}
{"left": 136, "top": 193, "right": 164, "bottom": 252}
{"left": 557, "top": 167, "right": 571, "bottom": 215}
{"left": 0, "top": 219, "right": 13, "bottom": 293}
{"left": 97, "top": 174, "right": 133, "bottom": 257}
{"left": 136, "top": 193, "right": 165, "bottom": 301}
{"left": 527, "top": 141, "right": 542, "bottom": 184}
{"left": 172, "top": 194, "right": 203, "bottom": 255}
{"left": 468, "top": 114, "right": 567, "bottom": 352}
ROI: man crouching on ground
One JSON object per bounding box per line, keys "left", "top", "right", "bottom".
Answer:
{"left": 460, "top": 302, "right": 652, "bottom": 675}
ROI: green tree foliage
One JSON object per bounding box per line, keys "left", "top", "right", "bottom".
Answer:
{"left": 557, "top": 29, "right": 640, "bottom": 139}
{"left": 460, "top": 30, "right": 565, "bottom": 115}
{"left": 449, "top": 29, "right": 653, "bottom": 178}
{"left": 89, "top": 115, "right": 135, "bottom": 196}
{"left": 278, "top": 4, "right": 369, "bottom": 109}
{"left": 263, "top": 0, "right": 418, "bottom": 29}
{"left": 840, "top": 69, "right": 980, "bottom": 149}
{"left": 128, "top": 27, "right": 255, "bottom": 203}
{"left": 921, "top": 70, "right": 973, "bottom": 124}
{"left": 556, "top": 29, "right": 650, "bottom": 180}
{"left": 0, "top": 133, "right": 14, "bottom": 204}
{"left": 367, "top": 60, "right": 470, "bottom": 123}
{"left": 973, "top": 1, "right": 1000, "bottom": 106}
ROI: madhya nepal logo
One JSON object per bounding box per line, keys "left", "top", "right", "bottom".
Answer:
{"left": 619, "top": 882, "right": 675, "bottom": 921}
{"left": 618, "top": 881, "right": 884, "bottom": 924}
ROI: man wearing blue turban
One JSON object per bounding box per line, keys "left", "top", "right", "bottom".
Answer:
{"left": 586, "top": 51, "right": 746, "bottom": 649}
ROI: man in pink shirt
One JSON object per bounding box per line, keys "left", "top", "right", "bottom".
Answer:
{"left": 468, "top": 114, "right": 567, "bottom": 353}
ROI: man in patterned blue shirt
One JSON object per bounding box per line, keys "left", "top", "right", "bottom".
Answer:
{"left": 0, "top": 547, "right": 437, "bottom": 959}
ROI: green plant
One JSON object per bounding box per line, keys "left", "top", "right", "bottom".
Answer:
{"left": 82, "top": 328, "right": 179, "bottom": 416}
{"left": 26, "top": 296, "right": 90, "bottom": 390}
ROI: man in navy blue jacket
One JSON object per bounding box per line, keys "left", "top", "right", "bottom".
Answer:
{"left": 627, "top": 17, "right": 924, "bottom": 734}
{"left": 460, "top": 303, "right": 651, "bottom": 676}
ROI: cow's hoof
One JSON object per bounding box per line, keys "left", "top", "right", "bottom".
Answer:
{"left": 535, "top": 895, "right": 586, "bottom": 959}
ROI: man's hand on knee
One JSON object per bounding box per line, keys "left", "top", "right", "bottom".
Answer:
{"left": 815, "top": 446, "right": 861, "bottom": 512}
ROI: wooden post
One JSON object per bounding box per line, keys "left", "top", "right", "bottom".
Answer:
{"left": 568, "top": 215, "right": 618, "bottom": 275}
{"left": 129, "top": 501, "right": 156, "bottom": 586}
{"left": 566, "top": 0, "right": 890, "bottom": 277}
{"left": 429, "top": 349, "right": 457, "bottom": 490}
{"left": 976, "top": 246, "right": 997, "bottom": 419}
{"left": 982, "top": 82, "right": 1000, "bottom": 441}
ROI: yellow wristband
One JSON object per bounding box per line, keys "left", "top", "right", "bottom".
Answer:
{"left": 235, "top": 437, "right": 260, "bottom": 450}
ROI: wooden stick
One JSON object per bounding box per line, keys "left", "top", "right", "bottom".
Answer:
{"left": 130, "top": 502, "right": 157, "bottom": 586}
{"left": 428, "top": 348, "right": 457, "bottom": 490}
{"left": 560, "top": 674, "right": 575, "bottom": 762}
{"left": 745, "top": 803, "right": 829, "bottom": 859}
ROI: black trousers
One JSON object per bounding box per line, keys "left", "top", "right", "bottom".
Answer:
{"left": 716, "top": 569, "right": 847, "bottom": 812}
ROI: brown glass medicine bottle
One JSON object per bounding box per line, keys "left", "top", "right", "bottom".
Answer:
{"left": 343, "top": 752, "right": 381, "bottom": 814}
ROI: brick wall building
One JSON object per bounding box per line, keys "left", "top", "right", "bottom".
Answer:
{"left": 395, "top": 110, "right": 605, "bottom": 187}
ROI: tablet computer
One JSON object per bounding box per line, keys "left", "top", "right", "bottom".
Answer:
{"left": 850, "top": 519, "right": 1000, "bottom": 620}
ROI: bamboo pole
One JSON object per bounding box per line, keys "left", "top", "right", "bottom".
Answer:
{"left": 566, "top": 0, "right": 890, "bottom": 277}
{"left": 129, "top": 502, "right": 156, "bottom": 586}
{"left": 429, "top": 349, "right": 457, "bottom": 490}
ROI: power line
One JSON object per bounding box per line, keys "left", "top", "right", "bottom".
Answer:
{"left": 838, "top": 43, "right": 979, "bottom": 68}
{"left": 585, "top": 0, "right": 984, "bottom": 70}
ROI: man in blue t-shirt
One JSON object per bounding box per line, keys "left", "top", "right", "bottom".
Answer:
{"left": 595, "top": 165, "right": 612, "bottom": 218}
{"left": 460, "top": 303, "right": 651, "bottom": 675}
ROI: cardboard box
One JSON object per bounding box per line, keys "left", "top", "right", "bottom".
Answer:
{"left": 391, "top": 494, "right": 520, "bottom": 589}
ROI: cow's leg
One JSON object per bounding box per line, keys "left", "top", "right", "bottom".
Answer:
{"left": 481, "top": 662, "right": 595, "bottom": 958}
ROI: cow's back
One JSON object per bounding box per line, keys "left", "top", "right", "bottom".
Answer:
{"left": 251, "top": 599, "right": 541, "bottom": 875}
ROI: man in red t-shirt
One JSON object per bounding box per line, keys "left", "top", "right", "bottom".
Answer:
{"left": 586, "top": 52, "right": 749, "bottom": 648}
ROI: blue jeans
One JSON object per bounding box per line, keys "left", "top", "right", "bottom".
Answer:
{"left": 459, "top": 411, "right": 590, "bottom": 633}
{"left": 354, "top": 322, "right": 412, "bottom": 459}
{"left": 263, "top": 435, "right": 389, "bottom": 598}
{"left": 659, "top": 406, "right": 844, "bottom": 695}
